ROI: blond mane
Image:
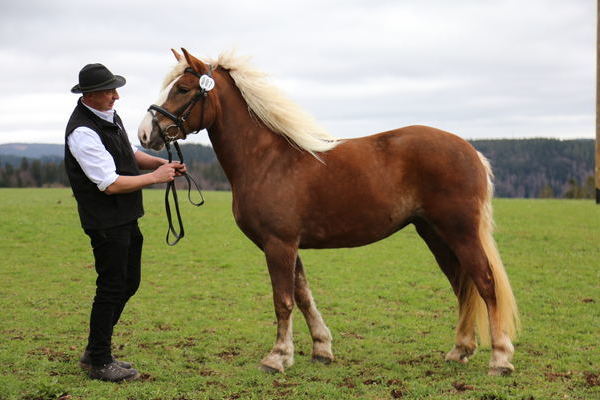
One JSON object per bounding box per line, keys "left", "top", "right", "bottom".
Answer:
{"left": 211, "top": 52, "right": 340, "bottom": 156}
{"left": 161, "top": 52, "right": 340, "bottom": 156}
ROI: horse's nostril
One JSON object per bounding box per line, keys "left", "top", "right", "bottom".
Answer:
{"left": 142, "top": 133, "right": 148, "bottom": 143}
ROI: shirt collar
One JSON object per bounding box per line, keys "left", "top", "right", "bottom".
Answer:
{"left": 81, "top": 99, "right": 115, "bottom": 123}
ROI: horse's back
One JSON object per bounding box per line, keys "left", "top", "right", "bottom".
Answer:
{"left": 327, "top": 125, "right": 487, "bottom": 194}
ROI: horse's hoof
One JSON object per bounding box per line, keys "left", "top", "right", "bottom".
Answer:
{"left": 312, "top": 354, "right": 334, "bottom": 365}
{"left": 445, "top": 351, "right": 470, "bottom": 363}
{"left": 445, "top": 344, "right": 476, "bottom": 364}
{"left": 445, "top": 353, "right": 469, "bottom": 363}
{"left": 488, "top": 364, "right": 514, "bottom": 376}
{"left": 259, "top": 363, "right": 283, "bottom": 374}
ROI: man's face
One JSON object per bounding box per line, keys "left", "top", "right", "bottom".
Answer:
{"left": 83, "top": 88, "right": 120, "bottom": 111}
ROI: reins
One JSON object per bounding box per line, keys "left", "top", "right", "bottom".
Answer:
{"left": 163, "top": 140, "right": 204, "bottom": 246}
{"left": 148, "top": 66, "right": 215, "bottom": 245}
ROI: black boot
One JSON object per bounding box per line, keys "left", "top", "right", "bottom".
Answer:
{"left": 80, "top": 350, "right": 133, "bottom": 370}
{"left": 88, "top": 361, "right": 140, "bottom": 382}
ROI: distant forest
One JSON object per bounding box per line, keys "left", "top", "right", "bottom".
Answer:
{"left": 0, "top": 139, "right": 595, "bottom": 199}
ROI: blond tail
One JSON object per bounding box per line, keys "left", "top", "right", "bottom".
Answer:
{"left": 461, "top": 153, "right": 520, "bottom": 346}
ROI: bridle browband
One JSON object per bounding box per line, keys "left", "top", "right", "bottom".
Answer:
{"left": 147, "top": 66, "right": 215, "bottom": 245}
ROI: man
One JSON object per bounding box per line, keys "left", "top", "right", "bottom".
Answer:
{"left": 65, "top": 63, "right": 183, "bottom": 382}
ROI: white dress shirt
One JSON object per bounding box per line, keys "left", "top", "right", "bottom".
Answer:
{"left": 67, "top": 102, "right": 138, "bottom": 191}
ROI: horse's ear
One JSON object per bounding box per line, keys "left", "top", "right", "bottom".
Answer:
{"left": 171, "top": 48, "right": 184, "bottom": 62}
{"left": 181, "top": 48, "right": 208, "bottom": 73}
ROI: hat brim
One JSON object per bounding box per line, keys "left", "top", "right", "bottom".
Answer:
{"left": 71, "top": 75, "right": 126, "bottom": 94}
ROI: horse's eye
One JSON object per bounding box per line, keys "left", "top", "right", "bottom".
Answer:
{"left": 177, "top": 86, "right": 190, "bottom": 94}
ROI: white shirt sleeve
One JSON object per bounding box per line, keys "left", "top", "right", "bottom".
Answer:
{"left": 67, "top": 127, "right": 120, "bottom": 191}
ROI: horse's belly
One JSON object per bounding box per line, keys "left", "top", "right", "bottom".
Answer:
{"left": 298, "top": 207, "right": 413, "bottom": 249}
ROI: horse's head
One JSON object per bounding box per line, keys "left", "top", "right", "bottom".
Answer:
{"left": 138, "top": 48, "right": 218, "bottom": 150}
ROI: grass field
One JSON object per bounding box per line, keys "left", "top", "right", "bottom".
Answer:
{"left": 0, "top": 188, "right": 598, "bottom": 400}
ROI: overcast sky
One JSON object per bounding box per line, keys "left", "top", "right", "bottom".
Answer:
{"left": 0, "top": 0, "right": 595, "bottom": 147}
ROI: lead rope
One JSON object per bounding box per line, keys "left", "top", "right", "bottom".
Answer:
{"left": 163, "top": 140, "right": 204, "bottom": 246}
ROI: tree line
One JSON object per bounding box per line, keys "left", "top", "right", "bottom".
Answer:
{"left": 0, "top": 157, "right": 69, "bottom": 188}
{"left": 469, "top": 139, "right": 594, "bottom": 199}
{"left": 0, "top": 139, "right": 595, "bottom": 198}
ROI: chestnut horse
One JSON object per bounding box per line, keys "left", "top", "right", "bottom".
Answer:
{"left": 138, "top": 49, "right": 520, "bottom": 376}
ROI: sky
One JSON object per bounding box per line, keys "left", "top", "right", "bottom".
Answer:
{"left": 0, "top": 0, "right": 595, "bottom": 147}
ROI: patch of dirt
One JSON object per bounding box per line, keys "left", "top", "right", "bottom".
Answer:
{"left": 28, "top": 347, "right": 71, "bottom": 362}
{"left": 337, "top": 377, "right": 356, "bottom": 389}
{"left": 138, "top": 373, "right": 155, "bottom": 382}
{"left": 391, "top": 388, "right": 405, "bottom": 398}
{"left": 217, "top": 349, "right": 240, "bottom": 360}
{"left": 273, "top": 380, "right": 299, "bottom": 388}
{"left": 174, "top": 337, "right": 197, "bottom": 348}
{"left": 479, "top": 395, "right": 505, "bottom": 400}
{"left": 398, "top": 353, "right": 433, "bottom": 366}
{"left": 205, "top": 381, "right": 226, "bottom": 388}
{"left": 544, "top": 371, "right": 572, "bottom": 382}
{"left": 199, "top": 368, "right": 217, "bottom": 376}
{"left": 340, "top": 332, "right": 365, "bottom": 339}
{"left": 584, "top": 372, "right": 599, "bottom": 387}
{"left": 452, "top": 382, "right": 475, "bottom": 391}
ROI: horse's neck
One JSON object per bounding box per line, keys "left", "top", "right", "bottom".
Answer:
{"left": 207, "top": 83, "right": 285, "bottom": 186}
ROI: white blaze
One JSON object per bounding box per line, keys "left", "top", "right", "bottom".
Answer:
{"left": 137, "top": 76, "right": 181, "bottom": 145}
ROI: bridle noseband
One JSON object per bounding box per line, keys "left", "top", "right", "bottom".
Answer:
{"left": 148, "top": 67, "right": 214, "bottom": 143}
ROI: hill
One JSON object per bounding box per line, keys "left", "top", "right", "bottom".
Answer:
{"left": 0, "top": 143, "right": 63, "bottom": 159}
{"left": 469, "top": 139, "right": 594, "bottom": 198}
{"left": 0, "top": 139, "right": 595, "bottom": 198}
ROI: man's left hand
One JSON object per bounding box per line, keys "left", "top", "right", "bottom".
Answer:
{"left": 174, "top": 162, "right": 187, "bottom": 176}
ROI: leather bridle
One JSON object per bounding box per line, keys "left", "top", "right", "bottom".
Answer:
{"left": 147, "top": 67, "right": 214, "bottom": 142}
{"left": 146, "top": 66, "right": 214, "bottom": 245}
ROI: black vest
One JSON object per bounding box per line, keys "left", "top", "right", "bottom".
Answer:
{"left": 65, "top": 99, "right": 144, "bottom": 230}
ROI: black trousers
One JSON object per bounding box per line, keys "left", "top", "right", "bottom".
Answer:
{"left": 84, "top": 220, "right": 143, "bottom": 366}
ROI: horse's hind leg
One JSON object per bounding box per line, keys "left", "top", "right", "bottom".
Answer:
{"left": 260, "top": 240, "right": 297, "bottom": 373}
{"left": 439, "top": 226, "right": 515, "bottom": 376}
{"left": 414, "top": 220, "right": 478, "bottom": 363}
{"left": 294, "top": 256, "right": 333, "bottom": 364}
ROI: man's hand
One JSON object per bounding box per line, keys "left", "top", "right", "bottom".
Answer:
{"left": 105, "top": 162, "right": 186, "bottom": 195}
{"left": 151, "top": 162, "right": 180, "bottom": 183}
{"left": 173, "top": 162, "right": 187, "bottom": 177}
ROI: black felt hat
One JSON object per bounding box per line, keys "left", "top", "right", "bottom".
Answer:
{"left": 71, "top": 63, "right": 126, "bottom": 93}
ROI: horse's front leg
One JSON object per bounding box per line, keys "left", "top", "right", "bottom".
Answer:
{"left": 260, "top": 240, "right": 297, "bottom": 373}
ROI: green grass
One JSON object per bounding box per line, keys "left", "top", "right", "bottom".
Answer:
{"left": 0, "top": 188, "right": 598, "bottom": 400}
